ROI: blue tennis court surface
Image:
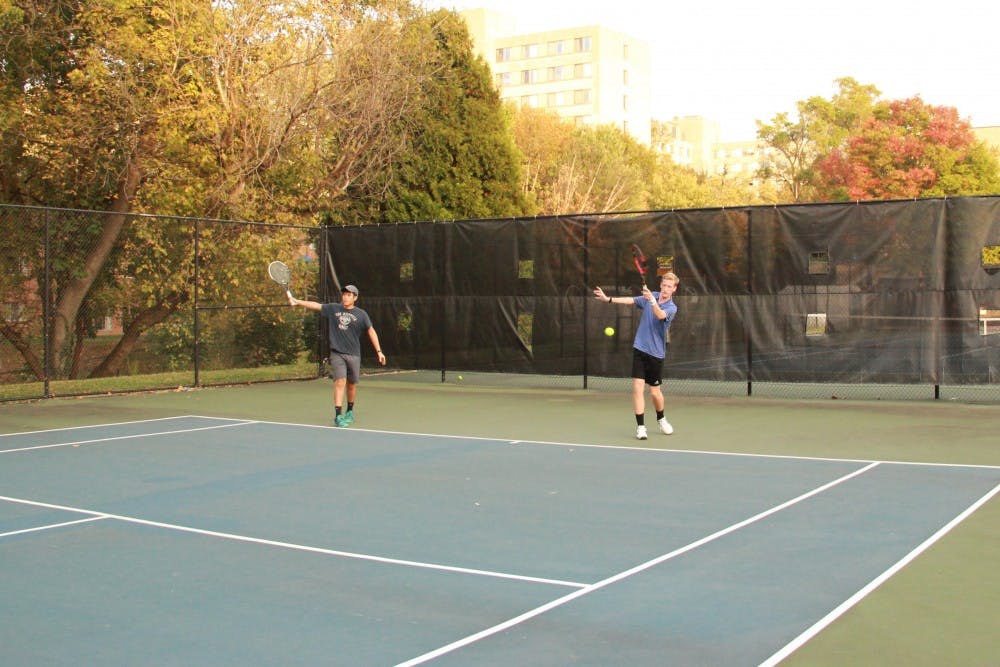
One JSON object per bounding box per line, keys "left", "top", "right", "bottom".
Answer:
{"left": 2, "top": 416, "right": 998, "bottom": 666}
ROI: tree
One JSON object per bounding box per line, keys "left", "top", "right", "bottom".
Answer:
{"left": 815, "top": 97, "right": 1000, "bottom": 201}
{"left": 756, "top": 78, "right": 880, "bottom": 202}
{"left": 511, "top": 106, "right": 575, "bottom": 213}
{"left": 512, "top": 108, "right": 672, "bottom": 215}
{"left": 334, "top": 9, "right": 530, "bottom": 223}
{"left": 0, "top": 0, "right": 440, "bottom": 378}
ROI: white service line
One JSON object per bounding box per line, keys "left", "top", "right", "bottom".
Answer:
{"left": 0, "top": 494, "right": 585, "bottom": 589}
{"left": 0, "top": 515, "right": 108, "bottom": 539}
{"left": 0, "top": 420, "right": 256, "bottom": 454}
{"left": 394, "top": 461, "right": 882, "bottom": 667}
{"left": 0, "top": 415, "right": 225, "bottom": 438}
{"left": 759, "top": 479, "right": 1000, "bottom": 667}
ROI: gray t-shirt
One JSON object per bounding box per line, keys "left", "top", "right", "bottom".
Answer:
{"left": 320, "top": 303, "right": 372, "bottom": 356}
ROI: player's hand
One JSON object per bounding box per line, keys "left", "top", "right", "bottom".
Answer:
{"left": 641, "top": 285, "right": 654, "bottom": 301}
{"left": 377, "top": 351, "right": 386, "bottom": 366}
{"left": 593, "top": 286, "right": 606, "bottom": 300}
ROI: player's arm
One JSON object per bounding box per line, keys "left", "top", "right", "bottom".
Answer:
{"left": 593, "top": 286, "right": 627, "bottom": 305}
{"left": 642, "top": 285, "right": 668, "bottom": 320}
{"left": 289, "top": 296, "right": 322, "bottom": 311}
{"left": 367, "top": 327, "right": 386, "bottom": 365}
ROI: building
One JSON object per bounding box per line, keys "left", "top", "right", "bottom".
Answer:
{"left": 973, "top": 126, "right": 1000, "bottom": 153}
{"left": 711, "top": 139, "right": 768, "bottom": 180}
{"left": 459, "top": 8, "right": 653, "bottom": 145}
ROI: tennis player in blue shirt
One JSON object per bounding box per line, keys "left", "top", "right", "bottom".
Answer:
{"left": 594, "top": 272, "right": 679, "bottom": 439}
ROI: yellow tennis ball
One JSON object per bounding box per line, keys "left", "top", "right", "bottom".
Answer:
{"left": 458, "top": 375, "right": 463, "bottom": 380}
{"left": 604, "top": 326, "right": 615, "bottom": 336}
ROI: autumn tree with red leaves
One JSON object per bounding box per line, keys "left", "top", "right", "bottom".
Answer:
{"left": 814, "top": 97, "right": 1000, "bottom": 201}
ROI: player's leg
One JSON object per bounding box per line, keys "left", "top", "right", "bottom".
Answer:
{"left": 648, "top": 355, "right": 673, "bottom": 435}
{"left": 333, "top": 378, "right": 347, "bottom": 424}
{"left": 342, "top": 354, "right": 361, "bottom": 425}
{"left": 630, "top": 350, "right": 648, "bottom": 439}
{"left": 329, "top": 353, "right": 350, "bottom": 426}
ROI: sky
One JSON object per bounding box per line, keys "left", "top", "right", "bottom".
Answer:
{"left": 425, "top": 0, "right": 1000, "bottom": 141}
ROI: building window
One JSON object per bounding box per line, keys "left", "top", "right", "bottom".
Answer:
{"left": 548, "top": 65, "right": 571, "bottom": 81}
{"left": 622, "top": 69, "right": 629, "bottom": 85}
{"left": 496, "top": 47, "right": 512, "bottom": 62}
{"left": 495, "top": 72, "right": 512, "bottom": 86}
{"left": 3, "top": 302, "right": 25, "bottom": 323}
{"left": 520, "top": 94, "right": 539, "bottom": 107}
{"left": 574, "top": 36, "right": 592, "bottom": 52}
{"left": 546, "top": 91, "right": 571, "bottom": 107}
{"left": 547, "top": 40, "right": 567, "bottom": 55}
{"left": 522, "top": 43, "right": 539, "bottom": 59}
{"left": 623, "top": 43, "right": 629, "bottom": 59}
{"left": 520, "top": 69, "right": 537, "bottom": 84}
{"left": 622, "top": 94, "right": 629, "bottom": 111}
{"left": 573, "top": 89, "right": 591, "bottom": 104}
{"left": 574, "top": 62, "right": 592, "bottom": 78}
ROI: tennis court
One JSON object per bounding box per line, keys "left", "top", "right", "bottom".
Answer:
{"left": 1, "top": 381, "right": 998, "bottom": 666}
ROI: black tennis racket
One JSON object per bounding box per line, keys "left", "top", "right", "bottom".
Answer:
{"left": 631, "top": 243, "right": 648, "bottom": 287}
{"left": 268, "top": 260, "right": 293, "bottom": 299}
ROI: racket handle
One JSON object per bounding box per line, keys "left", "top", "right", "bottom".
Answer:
{"left": 286, "top": 290, "right": 294, "bottom": 301}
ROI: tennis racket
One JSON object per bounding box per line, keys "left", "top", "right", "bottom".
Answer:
{"left": 268, "top": 260, "right": 293, "bottom": 299}
{"left": 631, "top": 243, "right": 648, "bottom": 287}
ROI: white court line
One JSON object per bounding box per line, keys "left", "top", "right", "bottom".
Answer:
{"left": 0, "top": 494, "right": 586, "bottom": 589}
{"left": 0, "top": 415, "right": 229, "bottom": 438}
{"left": 237, "top": 417, "right": 1000, "bottom": 471}
{"left": 0, "top": 515, "right": 108, "bottom": 539}
{"left": 0, "top": 421, "right": 256, "bottom": 454}
{"left": 759, "top": 479, "right": 1000, "bottom": 667}
{"left": 394, "top": 461, "right": 882, "bottom": 667}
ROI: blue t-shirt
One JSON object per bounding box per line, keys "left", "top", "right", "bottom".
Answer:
{"left": 320, "top": 303, "right": 372, "bottom": 356}
{"left": 632, "top": 294, "right": 677, "bottom": 359}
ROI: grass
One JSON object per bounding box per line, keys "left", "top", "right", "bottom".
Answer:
{"left": 0, "top": 359, "right": 320, "bottom": 402}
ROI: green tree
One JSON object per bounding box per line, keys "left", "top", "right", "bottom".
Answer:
{"left": 815, "top": 97, "right": 1000, "bottom": 200}
{"left": 335, "top": 9, "right": 529, "bottom": 223}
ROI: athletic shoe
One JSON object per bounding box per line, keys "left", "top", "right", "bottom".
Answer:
{"left": 636, "top": 425, "right": 648, "bottom": 440}
{"left": 344, "top": 410, "right": 354, "bottom": 425}
{"left": 335, "top": 414, "right": 348, "bottom": 427}
{"left": 657, "top": 417, "right": 674, "bottom": 435}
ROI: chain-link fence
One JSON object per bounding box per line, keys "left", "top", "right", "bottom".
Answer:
{"left": 0, "top": 205, "right": 323, "bottom": 401}
{"left": 3, "top": 198, "right": 999, "bottom": 402}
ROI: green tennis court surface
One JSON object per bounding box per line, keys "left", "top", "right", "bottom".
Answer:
{"left": 2, "top": 395, "right": 998, "bottom": 665}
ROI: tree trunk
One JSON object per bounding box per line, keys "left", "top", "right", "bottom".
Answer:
{"left": 88, "top": 292, "right": 186, "bottom": 378}
{"left": 49, "top": 159, "right": 141, "bottom": 376}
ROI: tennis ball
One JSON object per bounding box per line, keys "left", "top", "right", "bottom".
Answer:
{"left": 604, "top": 326, "right": 615, "bottom": 336}
{"left": 458, "top": 375, "right": 463, "bottom": 380}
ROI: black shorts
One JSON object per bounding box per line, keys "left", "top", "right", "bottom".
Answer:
{"left": 632, "top": 347, "right": 667, "bottom": 386}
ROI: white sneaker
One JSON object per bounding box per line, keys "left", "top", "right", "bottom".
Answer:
{"left": 636, "top": 425, "right": 648, "bottom": 440}
{"left": 657, "top": 418, "right": 674, "bottom": 435}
